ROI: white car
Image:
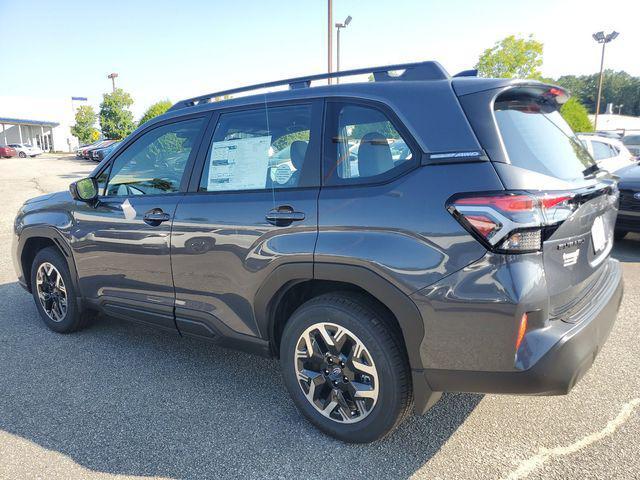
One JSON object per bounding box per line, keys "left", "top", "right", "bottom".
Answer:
{"left": 577, "top": 134, "right": 637, "bottom": 173}
{"left": 8, "top": 143, "right": 44, "bottom": 158}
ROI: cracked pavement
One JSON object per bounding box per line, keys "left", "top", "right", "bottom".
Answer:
{"left": 0, "top": 154, "right": 639, "bottom": 479}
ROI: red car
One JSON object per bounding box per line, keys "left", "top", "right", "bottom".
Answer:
{"left": 0, "top": 145, "right": 17, "bottom": 158}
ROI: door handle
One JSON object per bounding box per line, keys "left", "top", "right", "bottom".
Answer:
{"left": 143, "top": 208, "right": 171, "bottom": 226}
{"left": 265, "top": 206, "right": 305, "bottom": 226}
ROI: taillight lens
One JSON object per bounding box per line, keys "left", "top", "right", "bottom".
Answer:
{"left": 447, "top": 192, "right": 576, "bottom": 253}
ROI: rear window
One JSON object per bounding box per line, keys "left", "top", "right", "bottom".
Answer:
{"left": 623, "top": 135, "right": 640, "bottom": 145}
{"left": 494, "top": 94, "right": 595, "bottom": 181}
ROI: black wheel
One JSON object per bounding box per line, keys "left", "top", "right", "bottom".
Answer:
{"left": 30, "top": 247, "right": 88, "bottom": 333}
{"left": 614, "top": 230, "right": 628, "bottom": 241}
{"left": 280, "top": 292, "right": 412, "bottom": 443}
{"left": 18, "top": 151, "right": 26, "bottom": 158}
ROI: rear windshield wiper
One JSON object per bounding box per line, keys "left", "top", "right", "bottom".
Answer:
{"left": 582, "top": 163, "right": 600, "bottom": 177}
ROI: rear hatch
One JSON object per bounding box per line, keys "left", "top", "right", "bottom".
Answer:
{"left": 454, "top": 82, "right": 619, "bottom": 317}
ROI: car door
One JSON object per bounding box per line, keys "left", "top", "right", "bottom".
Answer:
{"left": 170, "top": 100, "right": 322, "bottom": 342}
{"left": 71, "top": 115, "right": 208, "bottom": 330}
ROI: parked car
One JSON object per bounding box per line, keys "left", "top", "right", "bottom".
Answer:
{"left": 577, "top": 133, "right": 637, "bottom": 173}
{"left": 80, "top": 140, "right": 116, "bottom": 159}
{"left": 90, "top": 141, "right": 120, "bottom": 162}
{"left": 9, "top": 143, "right": 43, "bottom": 158}
{"left": 622, "top": 134, "right": 640, "bottom": 157}
{"left": 12, "top": 61, "right": 623, "bottom": 443}
{"left": 613, "top": 163, "right": 640, "bottom": 240}
{"left": 0, "top": 145, "right": 17, "bottom": 158}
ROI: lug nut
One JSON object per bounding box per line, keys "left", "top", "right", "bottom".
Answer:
{"left": 327, "top": 357, "right": 333, "bottom": 364}
{"left": 332, "top": 380, "right": 338, "bottom": 386}
{"left": 324, "top": 369, "right": 330, "bottom": 375}
{"left": 343, "top": 376, "right": 349, "bottom": 382}
{"left": 340, "top": 361, "right": 345, "bottom": 367}
{"left": 351, "top": 411, "right": 357, "bottom": 416}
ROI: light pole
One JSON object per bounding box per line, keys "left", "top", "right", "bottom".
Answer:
{"left": 107, "top": 72, "right": 119, "bottom": 92}
{"left": 335, "top": 15, "right": 352, "bottom": 84}
{"left": 327, "top": 0, "right": 333, "bottom": 84}
{"left": 592, "top": 31, "right": 619, "bottom": 130}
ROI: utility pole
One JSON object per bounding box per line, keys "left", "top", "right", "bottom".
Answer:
{"left": 592, "top": 31, "right": 619, "bottom": 130}
{"left": 335, "top": 15, "right": 352, "bottom": 84}
{"left": 327, "top": 0, "right": 332, "bottom": 84}
{"left": 107, "top": 72, "right": 119, "bottom": 92}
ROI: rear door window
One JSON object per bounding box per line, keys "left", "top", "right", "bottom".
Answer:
{"left": 323, "top": 102, "right": 416, "bottom": 185}
{"left": 494, "top": 96, "right": 596, "bottom": 181}
{"left": 592, "top": 141, "right": 614, "bottom": 160}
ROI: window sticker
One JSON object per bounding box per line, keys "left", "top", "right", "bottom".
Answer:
{"left": 272, "top": 164, "right": 293, "bottom": 184}
{"left": 207, "top": 136, "right": 272, "bottom": 191}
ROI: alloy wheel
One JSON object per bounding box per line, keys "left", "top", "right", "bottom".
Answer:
{"left": 294, "top": 322, "right": 379, "bottom": 424}
{"left": 36, "top": 262, "right": 68, "bottom": 322}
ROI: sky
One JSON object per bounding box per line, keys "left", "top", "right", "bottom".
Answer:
{"left": 1, "top": 0, "right": 638, "bottom": 119}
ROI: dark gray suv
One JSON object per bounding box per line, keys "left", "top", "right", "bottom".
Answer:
{"left": 12, "top": 62, "right": 623, "bottom": 443}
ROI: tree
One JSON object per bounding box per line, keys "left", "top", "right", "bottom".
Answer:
{"left": 138, "top": 100, "right": 172, "bottom": 127}
{"left": 475, "top": 35, "right": 543, "bottom": 79}
{"left": 71, "top": 105, "right": 99, "bottom": 145}
{"left": 556, "top": 71, "right": 640, "bottom": 116}
{"left": 560, "top": 98, "right": 593, "bottom": 132}
{"left": 99, "top": 88, "right": 135, "bottom": 139}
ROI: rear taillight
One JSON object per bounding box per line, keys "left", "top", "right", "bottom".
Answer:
{"left": 447, "top": 191, "right": 576, "bottom": 253}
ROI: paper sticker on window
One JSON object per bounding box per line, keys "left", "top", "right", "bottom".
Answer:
{"left": 207, "top": 136, "right": 271, "bottom": 191}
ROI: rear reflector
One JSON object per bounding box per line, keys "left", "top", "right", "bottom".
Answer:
{"left": 515, "top": 313, "right": 528, "bottom": 351}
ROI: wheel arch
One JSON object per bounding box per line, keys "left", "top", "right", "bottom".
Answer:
{"left": 18, "top": 227, "right": 80, "bottom": 297}
{"left": 254, "top": 262, "right": 426, "bottom": 371}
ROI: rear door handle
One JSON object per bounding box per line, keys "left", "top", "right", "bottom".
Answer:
{"left": 143, "top": 208, "right": 171, "bottom": 225}
{"left": 265, "top": 206, "right": 305, "bottom": 226}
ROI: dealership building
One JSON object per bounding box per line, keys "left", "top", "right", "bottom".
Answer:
{"left": 0, "top": 96, "right": 91, "bottom": 152}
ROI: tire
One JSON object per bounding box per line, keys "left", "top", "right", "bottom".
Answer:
{"left": 280, "top": 292, "right": 412, "bottom": 443}
{"left": 30, "top": 247, "right": 88, "bottom": 333}
{"left": 18, "top": 151, "right": 26, "bottom": 158}
{"left": 614, "top": 230, "right": 628, "bottom": 241}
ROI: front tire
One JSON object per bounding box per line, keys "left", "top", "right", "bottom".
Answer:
{"left": 18, "top": 151, "right": 26, "bottom": 158}
{"left": 280, "top": 292, "right": 412, "bottom": 443}
{"left": 30, "top": 247, "right": 88, "bottom": 333}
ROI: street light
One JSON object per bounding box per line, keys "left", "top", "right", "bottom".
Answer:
{"left": 107, "top": 72, "right": 119, "bottom": 92}
{"left": 335, "top": 15, "right": 352, "bottom": 84}
{"left": 592, "top": 31, "right": 619, "bottom": 130}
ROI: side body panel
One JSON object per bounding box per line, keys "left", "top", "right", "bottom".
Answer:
{"left": 315, "top": 162, "right": 503, "bottom": 294}
{"left": 71, "top": 196, "right": 182, "bottom": 331}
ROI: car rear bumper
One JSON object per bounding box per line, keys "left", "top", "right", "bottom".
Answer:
{"left": 415, "top": 258, "right": 622, "bottom": 398}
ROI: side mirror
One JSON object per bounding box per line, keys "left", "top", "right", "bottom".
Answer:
{"left": 70, "top": 177, "right": 98, "bottom": 202}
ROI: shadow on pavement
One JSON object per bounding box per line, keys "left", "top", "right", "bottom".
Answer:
{"left": 612, "top": 233, "right": 640, "bottom": 263}
{"left": 0, "top": 281, "right": 481, "bottom": 479}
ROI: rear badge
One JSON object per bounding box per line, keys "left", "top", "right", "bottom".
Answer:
{"left": 562, "top": 250, "right": 580, "bottom": 267}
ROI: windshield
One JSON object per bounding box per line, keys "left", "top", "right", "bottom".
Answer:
{"left": 494, "top": 98, "right": 596, "bottom": 181}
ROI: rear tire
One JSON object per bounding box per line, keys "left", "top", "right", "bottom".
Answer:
{"left": 30, "top": 247, "right": 89, "bottom": 333}
{"left": 18, "top": 151, "right": 26, "bottom": 158}
{"left": 280, "top": 292, "right": 412, "bottom": 443}
{"left": 614, "top": 230, "right": 628, "bottom": 241}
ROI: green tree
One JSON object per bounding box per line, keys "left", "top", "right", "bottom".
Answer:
{"left": 71, "top": 105, "right": 99, "bottom": 145}
{"left": 138, "top": 100, "right": 172, "bottom": 127}
{"left": 99, "top": 88, "right": 135, "bottom": 139}
{"left": 560, "top": 98, "right": 593, "bottom": 132}
{"left": 475, "top": 35, "right": 543, "bottom": 79}
{"left": 556, "top": 71, "right": 640, "bottom": 116}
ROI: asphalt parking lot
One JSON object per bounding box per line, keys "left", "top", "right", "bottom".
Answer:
{"left": 0, "top": 154, "right": 639, "bottom": 480}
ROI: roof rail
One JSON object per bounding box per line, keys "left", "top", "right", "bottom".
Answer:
{"left": 168, "top": 60, "right": 449, "bottom": 112}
